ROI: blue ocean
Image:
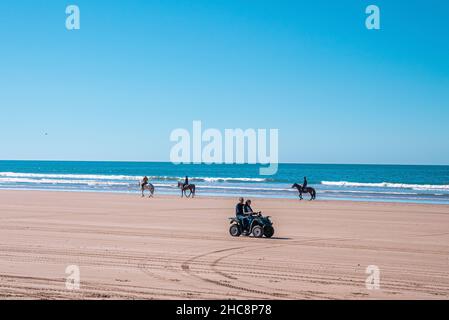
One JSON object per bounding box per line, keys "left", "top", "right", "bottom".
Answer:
{"left": 1, "top": 161, "right": 449, "bottom": 204}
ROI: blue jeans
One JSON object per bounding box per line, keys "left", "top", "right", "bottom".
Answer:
{"left": 237, "top": 215, "right": 253, "bottom": 231}
{"left": 237, "top": 215, "right": 248, "bottom": 230}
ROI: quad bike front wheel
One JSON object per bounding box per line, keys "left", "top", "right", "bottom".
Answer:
{"left": 252, "top": 225, "right": 264, "bottom": 238}
{"left": 229, "top": 224, "right": 242, "bottom": 237}
{"left": 263, "top": 226, "right": 274, "bottom": 238}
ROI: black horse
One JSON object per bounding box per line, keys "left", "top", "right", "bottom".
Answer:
{"left": 292, "top": 183, "right": 316, "bottom": 200}
{"left": 177, "top": 181, "right": 196, "bottom": 198}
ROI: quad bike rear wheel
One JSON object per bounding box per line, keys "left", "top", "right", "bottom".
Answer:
{"left": 229, "top": 224, "right": 242, "bottom": 237}
{"left": 252, "top": 225, "right": 264, "bottom": 238}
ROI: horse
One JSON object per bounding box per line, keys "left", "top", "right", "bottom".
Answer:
{"left": 140, "top": 182, "right": 155, "bottom": 198}
{"left": 292, "top": 183, "right": 316, "bottom": 200}
{"left": 177, "top": 181, "right": 196, "bottom": 198}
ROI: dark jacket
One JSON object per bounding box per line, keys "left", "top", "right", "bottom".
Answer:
{"left": 244, "top": 204, "right": 253, "bottom": 214}
{"left": 235, "top": 203, "right": 244, "bottom": 216}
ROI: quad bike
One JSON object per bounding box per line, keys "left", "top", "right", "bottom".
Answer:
{"left": 228, "top": 213, "right": 274, "bottom": 238}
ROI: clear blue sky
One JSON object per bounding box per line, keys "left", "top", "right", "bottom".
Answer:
{"left": 1, "top": 0, "right": 448, "bottom": 164}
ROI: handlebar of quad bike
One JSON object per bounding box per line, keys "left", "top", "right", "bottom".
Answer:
{"left": 253, "top": 213, "right": 272, "bottom": 219}
{"left": 229, "top": 214, "right": 271, "bottom": 221}
{"left": 243, "top": 212, "right": 262, "bottom": 216}
{"left": 230, "top": 212, "right": 264, "bottom": 217}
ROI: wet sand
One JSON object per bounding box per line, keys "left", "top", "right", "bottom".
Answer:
{"left": 0, "top": 190, "right": 448, "bottom": 299}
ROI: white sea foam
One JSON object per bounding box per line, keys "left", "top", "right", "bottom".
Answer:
{"left": 0, "top": 172, "right": 139, "bottom": 181}
{"left": 195, "top": 185, "right": 294, "bottom": 192}
{"left": 0, "top": 177, "right": 130, "bottom": 186}
{"left": 0, "top": 172, "right": 268, "bottom": 183}
{"left": 200, "top": 177, "right": 267, "bottom": 182}
{"left": 1, "top": 171, "right": 449, "bottom": 203}
{"left": 321, "top": 181, "right": 449, "bottom": 191}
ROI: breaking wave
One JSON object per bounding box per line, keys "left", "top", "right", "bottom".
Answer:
{"left": 0, "top": 172, "right": 268, "bottom": 183}
{"left": 321, "top": 181, "right": 449, "bottom": 191}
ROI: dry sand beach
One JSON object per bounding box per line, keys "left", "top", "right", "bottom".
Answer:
{"left": 0, "top": 190, "right": 448, "bottom": 299}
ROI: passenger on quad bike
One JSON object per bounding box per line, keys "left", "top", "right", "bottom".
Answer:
{"left": 244, "top": 199, "right": 261, "bottom": 215}
{"left": 243, "top": 199, "right": 261, "bottom": 232}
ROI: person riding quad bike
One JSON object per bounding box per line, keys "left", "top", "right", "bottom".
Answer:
{"left": 230, "top": 198, "right": 274, "bottom": 238}
{"left": 235, "top": 197, "right": 248, "bottom": 231}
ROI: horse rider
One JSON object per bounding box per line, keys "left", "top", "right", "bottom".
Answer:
{"left": 183, "top": 176, "right": 189, "bottom": 188}
{"left": 302, "top": 176, "right": 308, "bottom": 191}
{"left": 141, "top": 176, "right": 149, "bottom": 189}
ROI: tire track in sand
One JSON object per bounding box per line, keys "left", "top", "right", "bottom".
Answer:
{"left": 180, "top": 238, "right": 345, "bottom": 299}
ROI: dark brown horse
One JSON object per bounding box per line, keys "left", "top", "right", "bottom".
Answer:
{"left": 177, "top": 181, "right": 196, "bottom": 198}
{"left": 292, "top": 183, "right": 316, "bottom": 200}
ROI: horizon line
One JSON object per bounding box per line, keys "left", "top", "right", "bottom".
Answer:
{"left": 0, "top": 159, "right": 448, "bottom": 167}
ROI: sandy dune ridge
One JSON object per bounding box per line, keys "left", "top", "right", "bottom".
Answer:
{"left": 0, "top": 190, "right": 448, "bottom": 299}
